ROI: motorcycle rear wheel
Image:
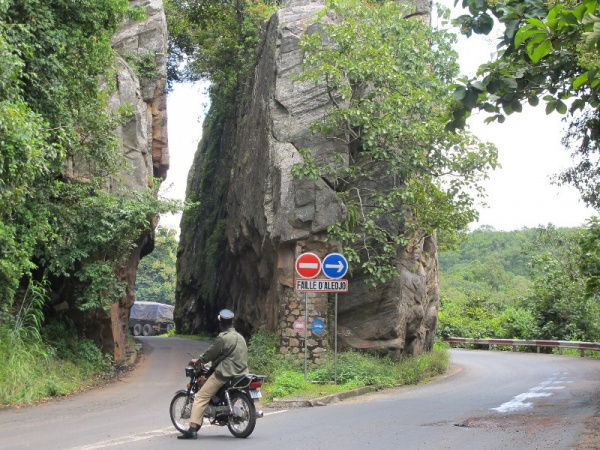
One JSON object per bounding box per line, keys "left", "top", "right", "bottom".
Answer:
{"left": 170, "top": 392, "right": 200, "bottom": 433}
{"left": 227, "top": 391, "right": 256, "bottom": 438}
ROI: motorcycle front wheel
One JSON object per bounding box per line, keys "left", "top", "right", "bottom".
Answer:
{"left": 169, "top": 392, "right": 199, "bottom": 433}
{"left": 227, "top": 391, "right": 256, "bottom": 438}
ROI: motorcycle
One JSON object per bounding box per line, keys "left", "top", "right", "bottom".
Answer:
{"left": 169, "top": 362, "right": 267, "bottom": 438}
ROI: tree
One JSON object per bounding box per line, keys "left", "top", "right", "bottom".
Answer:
{"left": 293, "top": 0, "right": 498, "bottom": 284}
{"left": 134, "top": 227, "right": 178, "bottom": 305}
{"left": 0, "top": 0, "right": 179, "bottom": 312}
{"left": 578, "top": 217, "right": 600, "bottom": 296}
{"left": 165, "top": 0, "right": 278, "bottom": 97}
{"left": 525, "top": 226, "right": 600, "bottom": 341}
{"left": 448, "top": 0, "right": 600, "bottom": 209}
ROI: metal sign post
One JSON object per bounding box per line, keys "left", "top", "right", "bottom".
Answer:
{"left": 304, "top": 292, "right": 308, "bottom": 381}
{"left": 322, "top": 253, "right": 348, "bottom": 385}
{"left": 334, "top": 292, "right": 338, "bottom": 384}
{"left": 294, "top": 252, "right": 349, "bottom": 385}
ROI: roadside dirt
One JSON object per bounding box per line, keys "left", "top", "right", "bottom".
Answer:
{"left": 573, "top": 405, "right": 600, "bottom": 449}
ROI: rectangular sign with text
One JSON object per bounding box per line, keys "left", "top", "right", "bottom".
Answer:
{"left": 295, "top": 279, "right": 348, "bottom": 292}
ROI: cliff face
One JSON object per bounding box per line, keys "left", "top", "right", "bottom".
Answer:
{"left": 54, "top": 0, "right": 169, "bottom": 362}
{"left": 109, "top": 0, "right": 169, "bottom": 361}
{"left": 177, "top": 0, "right": 438, "bottom": 358}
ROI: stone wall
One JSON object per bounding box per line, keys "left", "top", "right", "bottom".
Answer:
{"left": 279, "top": 288, "right": 328, "bottom": 366}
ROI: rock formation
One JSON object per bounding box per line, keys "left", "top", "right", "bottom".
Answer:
{"left": 55, "top": 0, "right": 169, "bottom": 362}
{"left": 109, "top": 0, "right": 170, "bottom": 362}
{"left": 177, "top": 0, "right": 438, "bottom": 359}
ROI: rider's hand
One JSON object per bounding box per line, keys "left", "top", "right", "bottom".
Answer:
{"left": 189, "top": 358, "right": 198, "bottom": 366}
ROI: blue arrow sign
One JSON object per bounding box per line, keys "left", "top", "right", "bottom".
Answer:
{"left": 311, "top": 319, "right": 325, "bottom": 334}
{"left": 322, "top": 253, "right": 348, "bottom": 279}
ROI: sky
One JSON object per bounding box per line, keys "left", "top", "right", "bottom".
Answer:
{"left": 158, "top": 3, "right": 597, "bottom": 233}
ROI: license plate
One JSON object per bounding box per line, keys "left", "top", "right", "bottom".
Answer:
{"left": 250, "top": 389, "right": 262, "bottom": 399}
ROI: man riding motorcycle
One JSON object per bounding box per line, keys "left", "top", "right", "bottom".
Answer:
{"left": 178, "top": 309, "right": 249, "bottom": 440}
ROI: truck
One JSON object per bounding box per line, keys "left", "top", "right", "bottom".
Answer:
{"left": 129, "top": 301, "right": 175, "bottom": 336}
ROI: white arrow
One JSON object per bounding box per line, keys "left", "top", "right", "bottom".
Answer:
{"left": 325, "top": 261, "right": 345, "bottom": 272}
{"left": 299, "top": 263, "right": 319, "bottom": 268}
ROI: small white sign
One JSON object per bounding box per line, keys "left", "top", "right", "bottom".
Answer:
{"left": 295, "top": 279, "right": 348, "bottom": 292}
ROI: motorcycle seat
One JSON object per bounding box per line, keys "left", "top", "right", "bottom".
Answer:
{"left": 228, "top": 374, "right": 251, "bottom": 389}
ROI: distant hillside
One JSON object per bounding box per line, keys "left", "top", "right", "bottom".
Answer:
{"left": 439, "top": 226, "right": 571, "bottom": 278}
{"left": 437, "top": 225, "right": 598, "bottom": 341}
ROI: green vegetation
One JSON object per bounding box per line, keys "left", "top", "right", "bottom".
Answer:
{"left": 0, "top": 0, "right": 179, "bottom": 311}
{"left": 247, "top": 327, "right": 450, "bottom": 401}
{"left": 449, "top": 0, "right": 600, "bottom": 211}
{"left": 291, "top": 0, "right": 498, "bottom": 285}
{"left": 0, "top": 0, "right": 181, "bottom": 404}
{"left": 135, "top": 227, "right": 178, "bottom": 305}
{"left": 165, "top": 0, "right": 279, "bottom": 99}
{"left": 0, "top": 281, "right": 112, "bottom": 405}
{"left": 438, "top": 224, "right": 600, "bottom": 343}
{"left": 124, "top": 51, "right": 160, "bottom": 84}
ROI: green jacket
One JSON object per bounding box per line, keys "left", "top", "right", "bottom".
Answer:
{"left": 199, "top": 327, "right": 248, "bottom": 381}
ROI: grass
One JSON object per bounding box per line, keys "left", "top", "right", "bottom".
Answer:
{"left": 259, "top": 346, "right": 451, "bottom": 402}
{"left": 246, "top": 327, "right": 451, "bottom": 402}
{"left": 164, "top": 328, "right": 451, "bottom": 402}
{"left": 0, "top": 327, "right": 111, "bottom": 406}
{"left": 0, "top": 304, "right": 113, "bottom": 407}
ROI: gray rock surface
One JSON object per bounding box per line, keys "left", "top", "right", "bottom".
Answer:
{"left": 177, "top": 0, "right": 438, "bottom": 358}
{"left": 60, "top": 0, "right": 169, "bottom": 362}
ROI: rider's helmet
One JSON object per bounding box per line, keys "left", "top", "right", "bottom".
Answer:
{"left": 218, "top": 309, "right": 234, "bottom": 327}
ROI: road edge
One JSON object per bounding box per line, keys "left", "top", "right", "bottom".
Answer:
{"left": 267, "top": 362, "right": 463, "bottom": 408}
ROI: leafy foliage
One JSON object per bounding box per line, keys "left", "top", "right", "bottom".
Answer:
{"left": 580, "top": 217, "right": 600, "bottom": 294}
{"left": 292, "top": 0, "right": 498, "bottom": 285}
{"left": 448, "top": 0, "right": 600, "bottom": 209}
{"left": 134, "top": 227, "right": 178, "bottom": 305}
{"left": 165, "top": 0, "right": 279, "bottom": 99}
{"left": 525, "top": 225, "right": 600, "bottom": 341}
{"left": 247, "top": 325, "right": 280, "bottom": 374}
{"left": 438, "top": 224, "right": 600, "bottom": 342}
{"left": 0, "top": 0, "right": 180, "bottom": 313}
{"left": 0, "top": 280, "right": 110, "bottom": 405}
{"left": 247, "top": 326, "right": 449, "bottom": 400}
{"left": 262, "top": 343, "right": 450, "bottom": 400}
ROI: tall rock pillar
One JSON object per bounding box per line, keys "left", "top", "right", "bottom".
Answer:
{"left": 108, "top": 0, "right": 170, "bottom": 361}
{"left": 177, "top": 0, "right": 439, "bottom": 360}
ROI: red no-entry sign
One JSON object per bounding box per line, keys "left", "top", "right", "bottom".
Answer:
{"left": 295, "top": 252, "right": 322, "bottom": 279}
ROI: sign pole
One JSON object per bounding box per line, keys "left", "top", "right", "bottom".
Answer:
{"left": 304, "top": 292, "right": 308, "bottom": 381}
{"left": 334, "top": 292, "right": 338, "bottom": 384}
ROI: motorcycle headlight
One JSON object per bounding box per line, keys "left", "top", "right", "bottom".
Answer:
{"left": 185, "top": 365, "right": 195, "bottom": 377}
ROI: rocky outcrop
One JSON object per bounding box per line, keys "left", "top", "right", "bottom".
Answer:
{"left": 177, "top": 0, "right": 437, "bottom": 359}
{"left": 58, "top": 0, "right": 169, "bottom": 362}
{"left": 108, "top": 0, "right": 169, "bottom": 362}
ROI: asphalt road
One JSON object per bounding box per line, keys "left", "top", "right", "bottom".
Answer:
{"left": 1, "top": 338, "right": 600, "bottom": 449}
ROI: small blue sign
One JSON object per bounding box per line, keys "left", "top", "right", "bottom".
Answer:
{"left": 322, "top": 253, "right": 348, "bottom": 279}
{"left": 311, "top": 319, "right": 325, "bottom": 334}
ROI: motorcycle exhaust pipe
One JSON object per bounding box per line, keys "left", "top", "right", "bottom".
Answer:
{"left": 255, "top": 410, "right": 264, "bottom": 419}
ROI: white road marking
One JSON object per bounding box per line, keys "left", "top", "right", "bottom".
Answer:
{"left": 491, "top": 372, "right": 571, "bottom": 413}
{"left": 70, "top": 411, "right": 287, "bottom": 449}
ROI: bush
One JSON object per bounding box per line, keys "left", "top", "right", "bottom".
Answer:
{"left": 247, "top": 326, "right": 279, "bottom": 374}
{"left": 310, "top": 350, "right": 398, "bottom": 388}
{"left": 0, "top": 308, "right": 112, "bottom": 406}
{"left": 43, "top": 320, "right": 110, "bottom": 372}
{"left": 260, "top": 343, "right": 451, "bottom": 401}
{"left": 267, "top": 371, "right": 312, "bottom": 398}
